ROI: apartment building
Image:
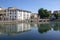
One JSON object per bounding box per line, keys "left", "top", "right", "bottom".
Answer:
{"left": 0, "top": 7, "right": 31, "bottom": 21}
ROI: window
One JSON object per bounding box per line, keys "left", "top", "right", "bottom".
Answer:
{"left": 4, "top": 10, "right": 6, "bottom": 12}
{"left": 23, "top": 14, "right": 25, "bottom": 16}
{"left": 10, "top": 16, "right": 11, "bottom": 20}
{"left": 10, "top": 13, "right": 11, "bottom": 14}
{"left": 10, "top": 10, "right": 11, "bottom": 12}
{"left": 10, "top": 16, "right": 11, "bottom": 18}
{"left": 15, "top": 13, "right": 16, "bottom": 14}
{"left": 15, "top": 16, "right": 16, "bottom": 18}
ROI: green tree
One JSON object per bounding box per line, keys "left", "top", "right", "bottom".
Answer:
{"left": 38, "top": 8, "right": 51, "bottom": 19}
{"left": 54, "top": 13, "right": 58, "bottom": 19}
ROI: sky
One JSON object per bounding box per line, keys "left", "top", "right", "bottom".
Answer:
{"left": 0, "top": 0, "right": 60, "bottom": 13}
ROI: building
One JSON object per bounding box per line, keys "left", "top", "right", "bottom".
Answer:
{"left": 31, "top": 13, "right": 38, "bottom": 19}
{"left": 53, "top": 10, "right": 60, "bottom": 19}
{"left": 0, "top": 7, "right": 31, "bottom": 21}
{"left": 0, "top": 7, "right": 6, "bottom": 20}
{"left": 49, "top": 14, "right": 56, "bottom": 20}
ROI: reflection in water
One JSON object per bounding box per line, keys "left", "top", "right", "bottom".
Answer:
{"left": 0, "top": 22, "right": 60, "bottom": 40}
{"left": 38, "top": 24, "right": 51, "bottom": 33}
{"left": 52, "top": 22, "right": 60, "bottom": 31}
{"left": 0, "top": 22, "right": 60, "bottom": 36}
{"left": 37, "top": 22, "right": 60, "bottom": 34}
{"left": 30, "top": 23, "right": 37, "bottom": 27}
{"left": 53, "top": 23, "right": 59, "bottom": 31}
{"left": 0, "top": 23, "right": 31, "bottom": 35}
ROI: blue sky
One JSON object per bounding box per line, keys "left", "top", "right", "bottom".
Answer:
{"left": 0, "top": 0, "right": 60, "bottom": 13}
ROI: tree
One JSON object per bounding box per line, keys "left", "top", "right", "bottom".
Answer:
{"left": 38, "top": 8, "right": 51, "bottom": 19}
{"left": 54, "top": 13, "right": 58, "bottom": 19}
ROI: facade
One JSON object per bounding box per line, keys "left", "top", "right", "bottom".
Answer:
{"left": 53, "top": 10, "right": 60, "bottom": 19}
{"left": 0, "top": 7, "right": 31, "bottom": 21}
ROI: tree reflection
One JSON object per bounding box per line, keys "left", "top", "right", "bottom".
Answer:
{"left": 53, "top": 22, "right": 59, "bottom": 31}
{"left": 38, "top": 24, "right": 51, "bottom": 34}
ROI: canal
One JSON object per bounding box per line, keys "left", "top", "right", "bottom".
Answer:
{"left": 0, "top": 22, "right": 60, "bottom": 40}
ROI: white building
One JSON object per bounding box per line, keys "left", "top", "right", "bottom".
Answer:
{"left": 0, "top": 7, "right": 31, "bottom": 21}
{"left": 6, "top": 7, "right": 31, "bottom": 21}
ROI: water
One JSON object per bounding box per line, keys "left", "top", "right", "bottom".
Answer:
{"left": 0, "top": 22, "right": 60, "bottom": 40}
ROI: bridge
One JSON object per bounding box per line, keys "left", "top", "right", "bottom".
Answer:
{"left": 30, "top": 19, "right": 50, "bottom": 22}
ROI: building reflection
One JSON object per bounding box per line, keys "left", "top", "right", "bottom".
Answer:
{"left": 0, "top": 23, "right": 31, "bottom": 35}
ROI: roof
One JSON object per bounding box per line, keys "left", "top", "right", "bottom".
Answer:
{"left": 0, "top": 7, "right": 32, "bottom": 14}
{"left": 7, "top": 7, "right": 31, "bottom": 13}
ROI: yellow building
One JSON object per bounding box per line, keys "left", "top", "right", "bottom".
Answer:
{"left": 31, "top": 13, "right": 38, "bottom": 19}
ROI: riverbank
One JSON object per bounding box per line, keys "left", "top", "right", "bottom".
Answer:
{"left": 0, "top": 21, "right": 50, "bottom": 24}
{"left": 0, "top": 19, "right": 59, "bottom": 24}
{"left": 0, "top": 20, "right": 31, "bottom": 24}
